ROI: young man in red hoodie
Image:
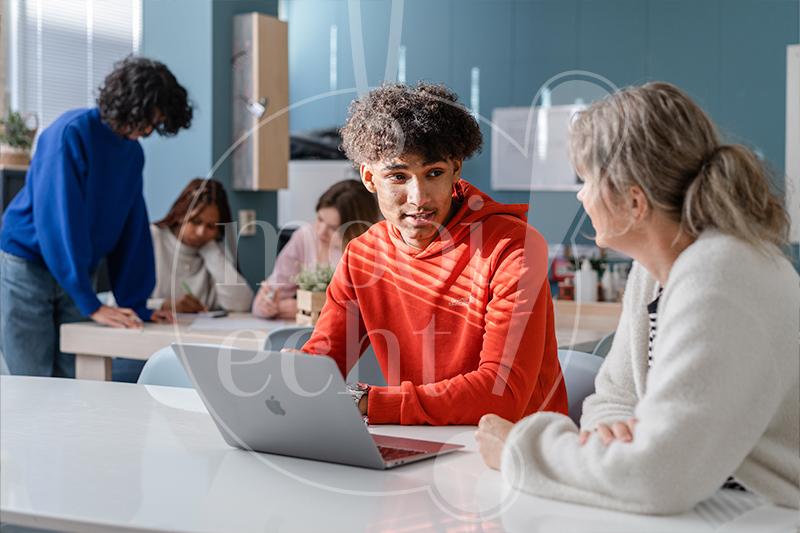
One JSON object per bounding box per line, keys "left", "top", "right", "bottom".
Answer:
{"left": 301, "top": 81, "right": 568, "bottom": 425}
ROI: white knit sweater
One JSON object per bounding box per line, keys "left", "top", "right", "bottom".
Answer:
{"left": 501, "top": 231, "right": 799, "bottom": 514}
{"left": 147, "top": 225, "right": 254, "bottom": 312}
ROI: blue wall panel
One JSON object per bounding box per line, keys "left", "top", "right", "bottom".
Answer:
{"left": 513, "top": 1, "right": 579, "bottom": 107}
{"left": 647, "top": 1, "right": 721, "bottom": 119}
{"left": 577, "top": 1, "right": 649, "bottom": 88}
{"left": 402, "top": 0, "right": 453, "bottom": 87}
{"left": 211, "top": 0, "right": 279, "bottom": 287}
{"left": 282, "top": 0, "right": 798, "bottom": 246}
{"left": 145, "top": 0, "right": 799, "bottom": 283}
{"left": 143, "top": 0, "right": 278, "bottom": 288}
{"left": 288, "top": 0, "right": 342, "bottom": 131}
{"left": 718, "top": 0, "right": 799, "bottom": 179}
{"left": 452, "top": 0, "right": 513, "bottom": 194}
{"left": 142, "top": 0, "right": 214, "bottom": 221}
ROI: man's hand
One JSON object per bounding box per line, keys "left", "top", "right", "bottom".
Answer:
{"left": 150, "top": 310, "right": 175, "bottom": 324}
{"left": 162, "top": 294, "right": 207, "bottom": 313}
{"left": 358, "top": 394, "right": 368, "bottom": 416}
{"left": 476, "top": 414, "right": 515, "bottom": 470}
{"left": 579, "top": 418, "right": 638, "bottom": 446}
{"left": 89, "top": 305, "right": 143, "bottom": 329}
{"left": 254, "top": 283, "right": 280, "bottom": 318}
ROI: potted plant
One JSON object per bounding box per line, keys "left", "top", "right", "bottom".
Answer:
{"left": 0, "top": 111, "right": 38, "bottom": 166}
{"left": 290, "top": 263, "right": 336, "bottom": 326}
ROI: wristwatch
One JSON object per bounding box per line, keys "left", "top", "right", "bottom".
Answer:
{"left": 346, "top": 382, "right": 370, "bottom": 426}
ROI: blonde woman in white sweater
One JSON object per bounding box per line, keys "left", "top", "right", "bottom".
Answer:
{"left": 476, "top": 82, "right": 799, "bottom": 514}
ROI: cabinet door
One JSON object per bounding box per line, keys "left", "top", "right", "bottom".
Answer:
{"left": 232, "top": 13, "right": 289, "bottom": 191}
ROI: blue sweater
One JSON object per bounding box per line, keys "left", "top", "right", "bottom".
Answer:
{"left": 1, "top": 108, "right": 155, "bottom": 318}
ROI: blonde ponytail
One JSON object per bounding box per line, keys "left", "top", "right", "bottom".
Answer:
{"left": 684, "top": 144, "right": 788, "bottom": 250}
{"left": 569, "top": 82, "right": 790, "bottom": 253}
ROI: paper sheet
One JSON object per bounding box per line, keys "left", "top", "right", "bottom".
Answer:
{"left": 189, "top": 317, "right": 288, "bottom": 330}
{"left": 176, "top": 310, "right": 228, "bottom": 319}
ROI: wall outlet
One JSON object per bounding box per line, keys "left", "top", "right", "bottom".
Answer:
{"left": 238, "top": 209, "right": 257, "bottom": 236}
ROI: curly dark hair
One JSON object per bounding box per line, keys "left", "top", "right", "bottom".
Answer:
{"left": 155, "top": 178, "right": 232, "bottom": 241}
{"left": 340, "top": 81, "right": 483, "bottom": 166}
{"left": 97, "top": 56, "right": 192, "bottom": 137}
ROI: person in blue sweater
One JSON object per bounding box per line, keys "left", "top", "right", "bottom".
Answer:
{"left": 0, "top": 57, "right": 193, "bottom": 377}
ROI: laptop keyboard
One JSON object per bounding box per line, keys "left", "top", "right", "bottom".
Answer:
{"left": 377, "top": 445, "right": 427, "bottom": 462}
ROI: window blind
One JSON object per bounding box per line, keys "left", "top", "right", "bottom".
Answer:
{"left": 11, "top": 0, "right": 142, "bottom": 136}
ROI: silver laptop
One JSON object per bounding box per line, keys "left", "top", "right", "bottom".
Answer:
{"left": 171, "top": 343, "right": 463, "bottom": 469}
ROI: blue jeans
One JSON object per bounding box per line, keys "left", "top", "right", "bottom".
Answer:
{"left": 0, "top": 251, "right": 96, "bottom": 377}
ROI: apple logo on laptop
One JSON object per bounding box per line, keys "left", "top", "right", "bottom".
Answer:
{"left": 265, "top": 396, "right": 285, "bottom": 416}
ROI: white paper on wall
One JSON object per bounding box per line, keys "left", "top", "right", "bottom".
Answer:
{"left": 786, "top": 45, "right": 800, "bottom": 244}
{"left": 278, "top": 161, "right": 360, "bottom": 228}
{"left": 491, "top": 105, "right": 586, "bottom": 191}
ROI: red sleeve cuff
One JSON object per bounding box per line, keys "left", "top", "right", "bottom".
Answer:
{"left": 367, "top": 386, "right": 403, "bottom": 424}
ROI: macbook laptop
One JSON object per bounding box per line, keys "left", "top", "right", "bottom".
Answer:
{"left": 171, "top": 343, "right": 463, "bottom": 469}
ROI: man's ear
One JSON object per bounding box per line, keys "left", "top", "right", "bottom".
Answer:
{"left": 451, "top": 158, "right": 463, "bottom": 181}
{"left": 629, "top": 185, "right": 649, "bottom": 222}
{"left": 361, "top": 163, "right": 377, "bottom": 193}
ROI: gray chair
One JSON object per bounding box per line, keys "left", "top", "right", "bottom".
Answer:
{"left": 0, "top": 350, "right": 10, "bottom": 375}
{"left": 137, "top": 327, "right": 317, "bottom": 389}
{"left": 263, "top": 325, "right": 314, "bottom": 352}
{"left": 268, "top": 326, "right": 387, "bottom": 386}
{"left": 592, "top": 330, "right": 616, "bottom": 358}
{"left": 137, "top": 346, "right": 194, "bottom": 388}
{"left": 345, "top": 345, "right": 387, "bottom": 386}
{"left": 557, "top": 349, "right": 604, "bottom": 425}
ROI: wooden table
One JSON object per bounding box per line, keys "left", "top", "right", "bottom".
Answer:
{"left": 62, "top": 303, "right": 624, "bottom": 381}
{"left": 61, "top": 313, "right": 288, "bottom": 381}
{"left": 554, "top": 300, "right": 623, "bottom": 352}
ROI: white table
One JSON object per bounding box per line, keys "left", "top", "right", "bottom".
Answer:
{"left": 2, "top": 376, "right": 796, "bottom": 533}
{"left": 60, "top": 313, "right": 289, "bottom": 381}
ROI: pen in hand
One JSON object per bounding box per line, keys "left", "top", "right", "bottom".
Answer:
{"left": 182, "top": 281, "right": 195, "bottom": 297}
{"left": 261, "top": 281, "right": 276, "bottom": 300}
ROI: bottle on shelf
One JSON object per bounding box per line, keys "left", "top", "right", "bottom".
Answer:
{"left": 601, "top": 264, "right": 616, "bottom": 302}
{"left": 575, "top": 259, "right": 598, "bottom": 302}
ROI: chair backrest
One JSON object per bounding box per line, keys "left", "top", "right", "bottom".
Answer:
{"left": 263, "top": 326, "right": 315, "bottom": 352}
{"left": 557, "top": 349, "right": 604, "bottom": 425}
{"left": 266, "top": 326, "right": 388, "bottom": 386}
{"left": 0, "top": 349, "right": 10, "bottom": 375}
{"left": 592, "top": 330, "right": 616, "bottom": 358}
{"left": 137, "top": 347, "right": 194, "bottom": 389}
{"left": 345, "top": 345, "right": 387, "bottom": 386}
{"left": 137, "top": 328, "right": 314, "bottom": 389}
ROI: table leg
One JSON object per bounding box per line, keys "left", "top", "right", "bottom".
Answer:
{"left": 75, "top": 354, "right": 112, "bottom": 381}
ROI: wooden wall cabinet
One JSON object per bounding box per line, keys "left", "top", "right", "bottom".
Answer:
{"left": 231, "top": 13, "right": 289, "bottom": 191}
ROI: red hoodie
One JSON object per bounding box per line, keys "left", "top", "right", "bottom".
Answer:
{"left": 303, "top": 180, "right": 568, "bottom": 425}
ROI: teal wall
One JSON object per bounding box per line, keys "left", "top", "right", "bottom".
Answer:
{"left": 285, "top": 0, "right": 800, "bottom": 246}
{"left": 142, "top": 0, "right": 799, "bottom": 284}
{"left": 142, "top": 0, "right": 214, "bottom": 220}
{"left": 142, "top": 0, "right": 279, "bottom": 288}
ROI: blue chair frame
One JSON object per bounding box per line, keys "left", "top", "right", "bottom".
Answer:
{"left": 592, "top": 331, "right": 616, "bottom": 358}
{"left": 557, "top": 349, "right": 604, "bottom": 425}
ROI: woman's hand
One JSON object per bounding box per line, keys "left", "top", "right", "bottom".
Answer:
{"left": 253, "top": 283, "right": 281, "bottom": 318}
{"left": 579, "top": 418, "right": 638, "bottom": 446}
{"left": 89, "top": 305, "right": 143, "bottom": 329}
{"left": 162, "top": 294, "right": 207, "bottom": 313}
{"left": 476, "top": 414, "right": 515, "bottom": 470}
{"left": 150, "top": 310, "right": 175, "bottom": 324}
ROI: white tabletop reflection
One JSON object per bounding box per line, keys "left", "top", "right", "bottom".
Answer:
{"left": 2, "top": 376, "right": 796, "bottom": 533}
